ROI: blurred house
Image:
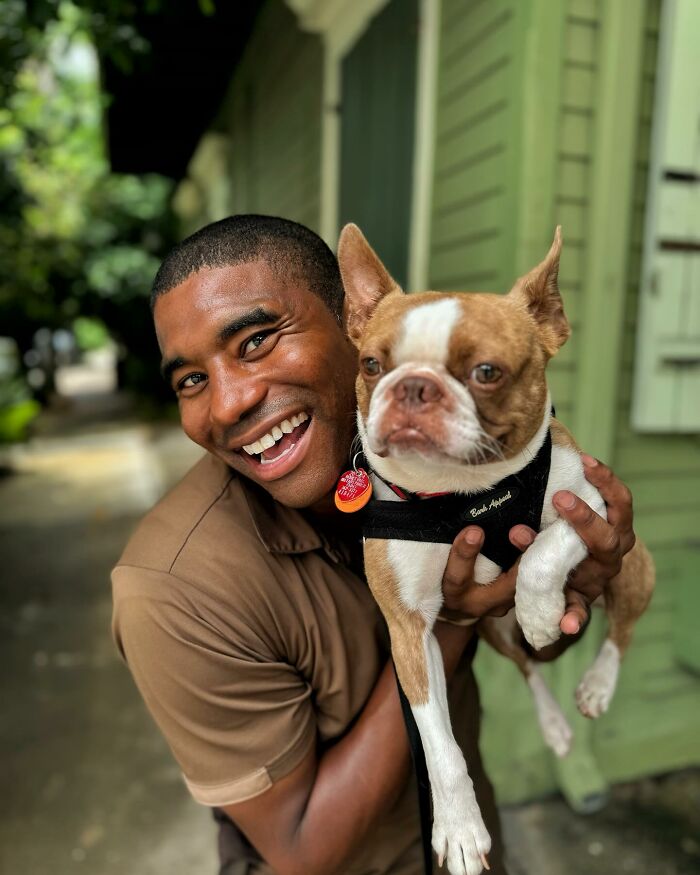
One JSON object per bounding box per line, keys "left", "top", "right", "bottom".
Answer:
{"left": 104, "top": 0, "right": 700, "bottom": 810}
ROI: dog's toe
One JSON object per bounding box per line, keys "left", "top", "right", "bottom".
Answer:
{"left": 575, "top": 670, "right": 615, "bottom": 718}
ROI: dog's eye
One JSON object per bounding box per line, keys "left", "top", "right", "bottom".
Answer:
{"left": 362, "top": 357, "right": 381, "bottom": 377}
{"left": 471, "top": 363, "right": 502, "bottom": 384}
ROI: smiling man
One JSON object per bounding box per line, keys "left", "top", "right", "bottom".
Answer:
{"left": 112, "top": 215, "right": 636, "bottom": 875}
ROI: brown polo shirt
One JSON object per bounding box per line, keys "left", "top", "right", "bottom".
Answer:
{"left": 112, "top": 453, "right": 505, "bottom": 875}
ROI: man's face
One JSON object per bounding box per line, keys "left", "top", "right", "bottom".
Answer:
{"left": 154, "top": 259, "right": 358, "bottom": 509}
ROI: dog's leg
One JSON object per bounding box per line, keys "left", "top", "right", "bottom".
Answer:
{"left": 514, "top": 517, "right": 589, "bottom": 649}
{"left": 576, "top": 539, "right": 655, "bottom": 718}
{"left": 365, "top": 538, "right": 491, "bottom": 875}
{"left": 479, "top": 613, "right": 573, "bottom": 757}
{"left": 515, "top": 447, "right": 607, "bottom": 650}
{"left": 415, "top": 632, "right": 491, "bottom": 875}
{"left": 515, "top": 444, "right": 607, "bottom": 650}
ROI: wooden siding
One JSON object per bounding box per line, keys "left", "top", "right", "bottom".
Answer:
{"left": 607, "top": 0, "right": 700, "bottom": 727}
{"left": 549, "top": 0, "right": 601, "bottom": 423}
{"left": 428, "top": 0, "right": 522, "bottom": 293}
{"left": 218, "top": 0, "right": 323, "bottom": 232}
{"left": 172, "top": 0, "right": 699, "bottom": 808}
{"left": 474, "top": 0, "right": 700, "bottom": 806}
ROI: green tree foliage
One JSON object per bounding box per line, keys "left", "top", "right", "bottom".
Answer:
{"left": 0, "top": 0, "right": 175, "bottom": 399}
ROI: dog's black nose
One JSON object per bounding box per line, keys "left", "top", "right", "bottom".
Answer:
{"left": 393, "top": 376, "right": 443, "bottom": 406}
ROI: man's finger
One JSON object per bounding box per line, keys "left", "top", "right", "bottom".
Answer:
{"left": 459, "top": 566, "right": 518, "bottom": 616}
{"left": 566, "top": 564, "right": 606, "bottom": 602}
{"left": 560, "top": 589, "right": 590, "bottom": 635}
{"left": 509, "top": 525, "right": 536, "bottom": 551}
{"left": 442, "top": 526, "right": 483, "bottom": 595}
{"left": 580, "top": 454, "right": 634, "bottom": 537}
{"left": 553, "top": 490, "right": 621, "bottom": 561}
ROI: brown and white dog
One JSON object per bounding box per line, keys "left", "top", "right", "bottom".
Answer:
{"left": 337, "top": 224, "right": 655, "bottom": 875}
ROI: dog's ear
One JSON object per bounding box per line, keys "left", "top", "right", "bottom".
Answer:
{"left": 508, "top": 226, "right": 569, "bottom": 356}
{"left": 338, "top": 223, "right": 401, "bottom": 346}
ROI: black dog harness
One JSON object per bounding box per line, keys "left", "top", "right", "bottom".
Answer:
{"left": 360, "top": 429, "right": 553, "bottom": 571}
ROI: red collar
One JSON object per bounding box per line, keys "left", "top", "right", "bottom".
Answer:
{"left": 386, "top": 483, "right": 452, "bottom": 501}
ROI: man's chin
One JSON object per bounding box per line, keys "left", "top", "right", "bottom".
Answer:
{"left": 255, "top": 467, "right": 339, "bottom": 511}
{"left": 223, "top": 449, "right": 341, "bottom": 511}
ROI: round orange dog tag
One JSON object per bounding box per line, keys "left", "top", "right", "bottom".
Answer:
{"left": 335, "top": 468, "right": 372, "bottom": 513}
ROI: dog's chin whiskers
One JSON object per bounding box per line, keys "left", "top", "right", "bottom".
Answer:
{"left": 466, "top": 428, "right": 507, "bottom": 465}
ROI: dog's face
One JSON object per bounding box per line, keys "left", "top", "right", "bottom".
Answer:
{"left": 338, "top": 224, "right": 569, "bottom": 469}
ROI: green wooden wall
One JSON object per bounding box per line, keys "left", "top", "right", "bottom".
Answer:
{"left": 174, "top": 0, "right": 700, "bottom": 807}
{"left": 428, "top": 0, "right": 523, "bottom": 294}
{"left": 174, "top": 0, "right": 323, "bottom": 237}
{"left": 608, "top": 0, "right": 700, "bottom": 741}
{"left": 423, "top": 0, "right": 700, "bottom": 806}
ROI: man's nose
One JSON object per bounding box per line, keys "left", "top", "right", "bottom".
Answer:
{"left": 208, "top": 371, "right": 268, "bottom": 431}
{"left": 392, "top": 375, "right": 444, "bottom": 407}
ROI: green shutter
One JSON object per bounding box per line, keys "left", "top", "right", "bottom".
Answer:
{"left": 631, "top": 0, "right": 700, "bottom": 432}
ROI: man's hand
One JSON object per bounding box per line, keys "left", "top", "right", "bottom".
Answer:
{"left": 441, "top": 455, "right": 636, "bottom": 634}
{"left": 441, "top": 526, "right": 518, "bottom": 619}
{"left": 511, "top": 454, "right": 635, "bottom": 638}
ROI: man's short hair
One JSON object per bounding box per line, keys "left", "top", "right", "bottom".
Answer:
{"left": 151, "top": 214, "right": 344, "bottom": 319}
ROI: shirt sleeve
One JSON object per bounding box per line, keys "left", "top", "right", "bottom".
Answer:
{"left": 111, "top": 565, "right": 317, "bottom": 807}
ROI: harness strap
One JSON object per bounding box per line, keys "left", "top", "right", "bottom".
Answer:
{"left": 396, "top": 672, "right": 433, "bottom": 874}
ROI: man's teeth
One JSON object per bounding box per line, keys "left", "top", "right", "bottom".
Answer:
{"left": 242, "top": 412, "right": 309, "bottom": 456}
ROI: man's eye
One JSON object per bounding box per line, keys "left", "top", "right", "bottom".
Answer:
{"left": 178, "top": 373, "right": 207, "bottom": 391}
{"left": 242, "top": 331, "right": 273, "bottom": 356}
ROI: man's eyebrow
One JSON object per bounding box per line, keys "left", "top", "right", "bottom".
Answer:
{"left": 160, "top": 356, "right": 187, "bottom": 384}
{"left": 217, "top": 306, "right": 281, "bottom": 343}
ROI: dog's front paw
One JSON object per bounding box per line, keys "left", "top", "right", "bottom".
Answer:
{"left": 433, "top": 794, "right": 491, "bottom": 875}
{"left": 514, "top": 587, "right": 565, "bottom": 650}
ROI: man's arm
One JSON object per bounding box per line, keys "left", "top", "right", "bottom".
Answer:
{"left": 221, "top": 618, "right": 474, "bottom": 875}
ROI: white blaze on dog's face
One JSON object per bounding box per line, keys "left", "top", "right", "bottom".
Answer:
{"left": 337, "top": 223, "right": 569, "bottom": 469}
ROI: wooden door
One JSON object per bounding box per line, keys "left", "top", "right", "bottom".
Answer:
{"left": 338, "top": 0, "right": 419, "bottom": 288}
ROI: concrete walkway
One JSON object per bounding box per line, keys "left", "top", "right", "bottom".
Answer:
{"left": 0, "top": 407, "right": 214, "bottom": 875}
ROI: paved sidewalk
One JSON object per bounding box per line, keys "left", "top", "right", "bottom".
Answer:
{"left": 0, "top": 407, "right": 213, "bottom": 875}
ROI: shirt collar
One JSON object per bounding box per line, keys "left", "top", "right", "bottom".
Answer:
{"left": 238, "top": 473, "right": 346, "bottom": 563}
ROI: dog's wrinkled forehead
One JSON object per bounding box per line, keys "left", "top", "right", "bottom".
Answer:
{"left": 365, "top": 291, "right": 536, "bottom": 372}
{"left": 394, "top": 298, "right": 461, "bottom": 365}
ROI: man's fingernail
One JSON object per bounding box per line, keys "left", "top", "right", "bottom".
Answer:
{"left": 555, "top": 491, "right": 576, "bottom": 510}
{"left": 581, "top": 453, "right": 598, "bottom": 468}
{"left": 561, "top": 615, "right": 580, "bottom": 635}
{"left": 466, "top": 528, "right": 482, "bottom": 544}
{"left": 515, "top": 530, "right": 534, "bottom": 547}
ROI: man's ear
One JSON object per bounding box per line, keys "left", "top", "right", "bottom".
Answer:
{"left": 337, "top": 223, "right": 401, "bottom": 346}
{"left": 508, "top": 226, "right": 569, "bottom": 356}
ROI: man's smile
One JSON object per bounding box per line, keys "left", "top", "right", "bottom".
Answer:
{"left": 235, "top": 413, "right": 314, "bottom": 481}
{"left": 239, "top": 410, "right": 310, "bottom": 456}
